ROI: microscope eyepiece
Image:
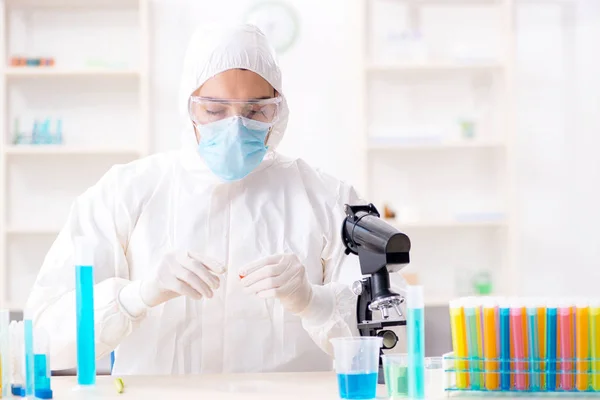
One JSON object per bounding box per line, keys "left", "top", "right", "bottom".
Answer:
{"left": 342, "top": 203, "right": 411, "bottom": 274}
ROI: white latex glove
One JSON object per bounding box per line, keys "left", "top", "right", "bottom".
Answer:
{"left": 140, "top": 251, "right": 226, "bottom": 307}
{"left": 239, "top": 253, "right": 313, "bottom": 314}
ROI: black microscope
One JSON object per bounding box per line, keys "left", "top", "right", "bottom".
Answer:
{"left": 341, "top": 203, "right": 411, "bottom": 383}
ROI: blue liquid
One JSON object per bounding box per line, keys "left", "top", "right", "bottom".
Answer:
{"left": 336, "top": 373, "right": 377, "bottom": 399}
{"left": 408, "top": 307, "right": 425, "bottom": 398}
{"left": 527, "top": 310, "right": 540, "bottom": 390}
{"left": 34, "top": 354, "right": 50, "bottom": 390}
{"left": 76, "top": 265, "right": 96, "bottom": 386}
{"left": 24, "top": 319, "right": 35, "bottom": 396}
{"left": 500, "top": 308, "right": 511, "bottom": 390}
{"left": 547, "top": 308, "right": 558, "bottom": 391}
{"left": 11, "top": 384, "right": 24, "bottom": 397}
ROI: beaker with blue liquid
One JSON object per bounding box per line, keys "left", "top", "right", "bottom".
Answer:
{"left": 330, "top": 337, "right": 382, "bottom": 400}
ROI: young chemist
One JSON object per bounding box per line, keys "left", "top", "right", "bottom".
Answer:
{"left": 26, "top": 23, "right": 407, "bottom": 375}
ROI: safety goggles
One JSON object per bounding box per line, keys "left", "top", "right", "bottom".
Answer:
{"left": 189, "top": 96, "right": 282, "bottom": 125}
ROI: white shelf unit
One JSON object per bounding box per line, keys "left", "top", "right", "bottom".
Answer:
{"left": 4, "top": 67, "right": 141, "bottom": 77}
{"left": 361, "top": 0, "right": 516, "bottom": 303}
{"left": 366, "top": 60, "right": 505, "bottom": 73}
{"left": 0, "top": 0, "right": 150, "bottom": 310}
{"left": 367, "top": 138, "right": 506, "bottom": 150}
{"left": 391, "top": 220, "right": 507, "bottom": 229}
{"left": 4, "top": 145, "right": 141, "bottom": 156}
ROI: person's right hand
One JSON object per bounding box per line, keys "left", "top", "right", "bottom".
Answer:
{"left": 139, "top": 251, "right": 225, "bottom": 307}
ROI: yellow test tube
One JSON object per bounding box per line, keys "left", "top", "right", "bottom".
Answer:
{"left": 591, "top": 302, "right": 600, "bottom": 391}
{"left": 576, "top": 304, "right": 590, "bottom": 391}
{"left": 484, "top": 302, "right": 499, "bottom": 390}
{"left": 450, "top": 300, "right": 469, "bottom": 389}
{"left": 557, "top": 309, "right": 562, "bottom": 389}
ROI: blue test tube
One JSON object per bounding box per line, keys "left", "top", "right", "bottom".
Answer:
{"left": 527, "top": 305, "right": 540, "bottom": 390}
{"left": 547, "top": 305, "right": 558, "bottom": 391}
{"left": 23, "top": 312, "right": 35, "bottom": 397}
{"left": 407, "top": 285, "right": 425, "bottom": 398}
{"left": 75, "top": 237, "right": 96, "bottom": 386}
{"left": 499, "top": 301, "right": 511, "bottom": 391}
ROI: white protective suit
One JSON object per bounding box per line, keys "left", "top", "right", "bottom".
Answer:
{"left": 26, "top": 24, "right": 374, "bottom": 375}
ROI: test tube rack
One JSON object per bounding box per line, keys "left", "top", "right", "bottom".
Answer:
{"left": 443, "top": 352, "right": 600, "bottom": 396}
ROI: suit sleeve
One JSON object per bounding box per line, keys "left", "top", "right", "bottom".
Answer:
{"left": 25, "top": 166, "right": 142, "bottom": 371}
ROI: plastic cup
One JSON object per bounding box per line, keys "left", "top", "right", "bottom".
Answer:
{"left": 383, "top": 354, "right": 409, "bottom": 399}
{"left": 425, "top": 357, "right": 445, "bottom": 398}
{"left": 331, "top": 337, "right": 382, "bottom": 400}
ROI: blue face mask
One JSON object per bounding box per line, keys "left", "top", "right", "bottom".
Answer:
{"left": 197, "top": 116, "right": 271, "bottom": 181}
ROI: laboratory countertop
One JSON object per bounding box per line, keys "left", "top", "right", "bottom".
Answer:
{"left": 51, "top": 372, "right": 392, "bottom": 399}
{"left": 49, "top": 372, "right": 593, "bottom": 400}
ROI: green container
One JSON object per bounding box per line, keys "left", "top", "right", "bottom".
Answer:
{"left": 383, "top": 354, "right": 409, "bottom": 398}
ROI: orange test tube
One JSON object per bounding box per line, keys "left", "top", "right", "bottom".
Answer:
{"left": 484, "top": 301, "right": 499, "bottom": 390}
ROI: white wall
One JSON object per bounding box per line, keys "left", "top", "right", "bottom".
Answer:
{"left": 515, "top": 0, "right": 600, "bottom": 296}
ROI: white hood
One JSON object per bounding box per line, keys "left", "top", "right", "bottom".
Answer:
{"left": 178, "top": 23, "right": 289, "bottom": 152}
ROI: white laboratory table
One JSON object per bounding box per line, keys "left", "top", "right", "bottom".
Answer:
{"left": 50, "top": 372, "right": 391, "bottom": 399}
{"left": 48, "top": 372, "right": 591, "bottom": 400}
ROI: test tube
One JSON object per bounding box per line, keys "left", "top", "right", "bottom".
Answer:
{"left": 33, "top": 328, "right": 53, "bottom": 399}
{"left": 546, "top": 303, "right": 558, "bottom": 391}
{"left": 449, "top": 299, "right": 469, "bottom": 389}
{"left": 75, "top": 237, "right": 97, "bottom": 386}
{"left": 537, "top": 300, "right": 547, "bottom": 390}
{"left": 10, "top": 321, "right": 25, "bottom": 397}
{"left": 576, "top": 301, "right": 590, "bottom": 392}
{"left": 527, "top": 301, "right": 540, "bottom": 391}
{"left": 499, "top": 299, "right": 510, "bottom": 391}
{"left": 590, "top": 300, "right": 600, "bottom": 391}
{"left": 483, "top": 299, "right": 499, "bottom": 390}
{"left": 572, "top": 303, "right": 577, "bottom": 369}
{"left": 475, "top": 300, "right": 485, "bottom": 386}
{"left": 521, "top": 303, "right": 529, "bottom": 389}
{"left": 23, "top": 311, "right": 35, "bottom": 397}
{"left": 559, "top": 302, "right": 574, "bottom": 390}
{"left": 464, "top": 298, "right": 481, "bottom": 390}
{"left": 510, "top": 301, "right": 526, "bottom": 390}
{"left": 0, "top": 310, "right": 10, "bottom": 397}
{"left": 407, "top": 285, "right": 425, "bottom": 398}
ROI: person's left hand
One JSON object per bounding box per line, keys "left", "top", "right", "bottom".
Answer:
{"left": 239, "top": 253, "right": 313, "bottom": 314}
